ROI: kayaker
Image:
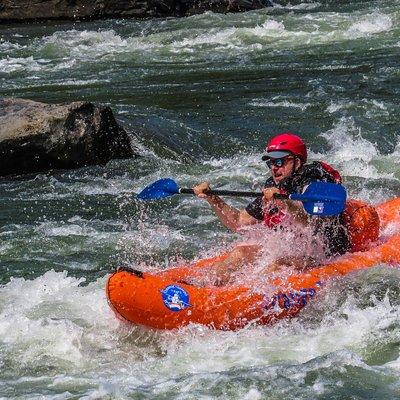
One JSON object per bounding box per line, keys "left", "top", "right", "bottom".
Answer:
{"left": 193, "top": 133, "right": 351, "bottom": 274}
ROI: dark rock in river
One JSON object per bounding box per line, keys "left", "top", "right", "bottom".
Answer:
{"left": 0, "top": 0, "right": 272, "bottom": 22}
{"left": 0, "top": 98, "right": 135, "bottom": 177}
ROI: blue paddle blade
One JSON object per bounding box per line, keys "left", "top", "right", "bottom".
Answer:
{"left": 290, "top": 182, "right": 346, "bottom": 216}
{"left": 137, "top": 178, "right": 180, "bottom": 200}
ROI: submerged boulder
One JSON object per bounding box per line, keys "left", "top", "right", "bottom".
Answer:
{"left": 0, "top": 0, "right": 271, "bottom": 22}
{"left": 0, "top": 98, "right": 135, "bottom": 177}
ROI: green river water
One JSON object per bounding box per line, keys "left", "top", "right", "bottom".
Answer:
{"left": 1, "top": 0, "right": 400, "bottom": 398}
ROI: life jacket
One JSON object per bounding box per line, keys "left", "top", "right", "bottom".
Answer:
{"left": 263, "top": 202, "right": 286, "bottom": 228}
{"left": 262, "top": 161, "right": 342, "bottom": 228}
{"left": 342, "top": 199, "right": 380, "bottom": 252}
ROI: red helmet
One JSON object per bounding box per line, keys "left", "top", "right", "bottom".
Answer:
{"left": 264, "top": 133, "right": 307, "bottom": 162}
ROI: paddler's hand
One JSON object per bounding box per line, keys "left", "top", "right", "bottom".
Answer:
{"left": 193, "top": 182, "right": 213, "bottom": 200}
{"left": 262, "top": 187, "right": 281, "bottom": 202}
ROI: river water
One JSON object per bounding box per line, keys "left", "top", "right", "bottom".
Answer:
{"left": 1, "top": 0, "right": 400, "bottom": 398}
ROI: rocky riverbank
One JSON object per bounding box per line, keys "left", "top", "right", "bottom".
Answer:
{"left": 0, "top": 0, "right": 271, "bottom": 22}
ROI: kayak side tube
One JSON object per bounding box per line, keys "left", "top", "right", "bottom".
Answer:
{"left": 106, "top": 269, "right": 317, "bottom": 330}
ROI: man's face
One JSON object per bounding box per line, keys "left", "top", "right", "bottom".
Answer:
{"left": 267, "top": 156, "right": 298, "bottom": 184}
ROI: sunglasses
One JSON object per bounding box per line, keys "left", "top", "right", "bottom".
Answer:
{"left": 265, "top": 156, "right": 293, "bottom": 169}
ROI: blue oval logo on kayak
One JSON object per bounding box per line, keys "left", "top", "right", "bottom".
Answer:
{"left": 161, "top": 285, "right": 190, "bottom": 312}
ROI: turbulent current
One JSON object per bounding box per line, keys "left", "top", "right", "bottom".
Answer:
{"left": 1, "top": 0, "right": 400, "bottom": 398}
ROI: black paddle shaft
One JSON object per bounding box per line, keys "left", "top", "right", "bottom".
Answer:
{"left": 179, "top": 188, "right": 262, "bottom": 198}
{"left": 274, "top": 194, "right": 290, "bottom": 200}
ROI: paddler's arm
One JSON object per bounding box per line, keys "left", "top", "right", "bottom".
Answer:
{"left": 193, "top": 182, "right": 259, "bottom": 231}
{"left": 263, "top": 187, "right": 309, "bottom": 225}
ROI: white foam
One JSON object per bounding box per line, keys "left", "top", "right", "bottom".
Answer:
{"left": 0, "top": 271, "right": 116, "bottom": 369}
{"left": 327, "top": 98, "right": 389, "bottom": 117}
{"left": 247, "top": 19, "right": 286, "bottom": 37}
{"left": 0, "top": 40, "right": 23, "bottom": 52}
{"left": 250, "top": 98, "right": 312, "bottom": 111}
{"left": 40, "top": 29, "right": 156, "bottom": 60}
{"left": 273, "top": 1, "right": 321, "bottom": 10}
{"left": 0, "top": 8, "right": 394, "bottom": 77}
{"left": 59, "top": 78, "right": 106, "bottom": 86}
{"left": 170, "top": 19, "right": 294, "bottom": 52}
{"left": 36, "top": 222, "right": 98, "bottom": 237}
{"left": 0, "top": 56, "right": 47, "bottom": 73}
{"left": 173, "top": 27, "right": 237, "bottom": 48}
{"left": 346, "top": 13, "right": 393, "bottom": 39}
{"left": 0, "top": 242, "right": 12, "bottom": 252}
{"left": 319, "top": 117, "right": 393, "bottom": 179}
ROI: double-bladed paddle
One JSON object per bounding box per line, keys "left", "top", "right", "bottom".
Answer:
{"left": 137, "top": 178, "right": 346, "bottom": 216}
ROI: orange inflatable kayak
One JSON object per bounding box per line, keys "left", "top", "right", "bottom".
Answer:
{"left": 106, "top": 198, "right": 400, "bottom": 330}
